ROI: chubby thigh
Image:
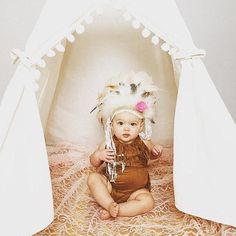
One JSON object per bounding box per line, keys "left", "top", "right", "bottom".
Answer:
{"left": 87, "top": 172, "right": 112, "bottom": 193}
{"left": 100, "top": 174, "right": 113, "bottom": 193}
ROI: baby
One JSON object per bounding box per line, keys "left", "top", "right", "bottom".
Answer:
{"left": 87, "top": 72, "right": 163, "bottom": 220}
{"left": 87, "top": 110, "right": 163, "bottom": 219}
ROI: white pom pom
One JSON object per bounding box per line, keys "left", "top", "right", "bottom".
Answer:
{"left": 85, "top": 15, "right": 93, "bottom": 24}
{"left": 96, "top": 7, "right": 103, "bottom": 15}
{"left": 76, "top": 24, "right": 85, "bottom": 34}
{"left": 37, "top": 59, "right": 46, "bottom": 68}
{"left": 123, "top": 12, "right": 132, "bottom": 21}
{"left": 66, "top": 34, "right": 75, "bottom": 43}
{"left": 151, "top": 36, "right": 159, "bottom": 45}
{"left": 132, "top": 20, "right": 140, "bottom": 29}
{"left": 46, "top": 49, "right": 56, "bottom": 57}
{"left": 56, "top": 43, "right": 65, "bottom": 52}
{"left": 142, "top": 29, "right": 151, "bottom": 38}
{"left": 161, "top": 43, "right": 170, "bottom": 52}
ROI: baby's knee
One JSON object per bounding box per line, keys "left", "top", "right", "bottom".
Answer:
{"left": 143, "top": 194, "right": 155, "bottom": 211}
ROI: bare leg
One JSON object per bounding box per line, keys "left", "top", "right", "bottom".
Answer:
{"left": 118, "top": 188, "right": 155, "bottom": 217}
{"left": 87, "top": 172, "right": 119, "bottom": 219}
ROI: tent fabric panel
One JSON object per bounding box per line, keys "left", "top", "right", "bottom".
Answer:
{"left": 37, "top": 50, "right": 65, "bottom": 131}
{"left": 0, "top": 88, "right": 54, "bottom": 235}
{"left": 0, "top": 65, "right": 31, "bottom": 149}
{"left": 0, "top": 70, "right": 22, "bottom": 149}
{"left": 174, "top": 58, "right": 236, "bottom": 227}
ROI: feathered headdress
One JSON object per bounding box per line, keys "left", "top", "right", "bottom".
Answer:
{"left": 97, "top": 71, "right": 158, "bottom": 123}
{"left": 92, "top": 71, "right": 159, "bottom": 147}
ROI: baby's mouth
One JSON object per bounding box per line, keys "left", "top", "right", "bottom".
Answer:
{"left": 122, "top": 134, "right": 130, "bottom": 138}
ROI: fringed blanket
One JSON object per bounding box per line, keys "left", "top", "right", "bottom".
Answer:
{"left": 34, "top": 143, "right": 236, "bottom": 236}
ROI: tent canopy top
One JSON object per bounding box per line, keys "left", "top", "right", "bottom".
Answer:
{"left": 21, "top": 0, "right": 204, "bottom": 66}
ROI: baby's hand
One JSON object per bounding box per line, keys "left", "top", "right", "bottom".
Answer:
{"left": 98, "top": 148, "right": 116, "bottom": 163}
{"left": 151, "top": 144, "right": 163, "bottom": 157}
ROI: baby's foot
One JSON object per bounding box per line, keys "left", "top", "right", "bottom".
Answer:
{"left": 99, "top": 209, "right": 111, "bottom": 220}
{"left": 109, "top": 202, "right": 119, "bottom": 218}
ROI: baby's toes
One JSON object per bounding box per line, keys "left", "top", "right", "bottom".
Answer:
{"left": 99, "top": 209, "right": 111, "bottom": 220}
{"left": 109, "top": 202, "right": 119, "bottom": 218}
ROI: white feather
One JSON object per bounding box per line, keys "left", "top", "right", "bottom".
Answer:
{"left": 97, "top": 71, "right": 160, "bottom": 124}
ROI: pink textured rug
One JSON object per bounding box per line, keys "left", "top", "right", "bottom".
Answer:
{"left": 34, "top": 142, "right": 236, "bottom": 236}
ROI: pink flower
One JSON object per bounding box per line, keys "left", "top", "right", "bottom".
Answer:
{"left": 135, "top": 101, "right": 148, "bottom": 113}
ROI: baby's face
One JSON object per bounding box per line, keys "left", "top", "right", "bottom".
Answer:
{"left": 112, "top": 111, "right": 143, "bottom": 144}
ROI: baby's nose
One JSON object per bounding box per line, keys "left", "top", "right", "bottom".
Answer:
{"left": 124, "top": 125, "right": 130, "bottom": 131}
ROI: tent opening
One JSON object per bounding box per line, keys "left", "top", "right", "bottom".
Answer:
{"left": 37, "top": 7, "right": 178, "bottom": 149}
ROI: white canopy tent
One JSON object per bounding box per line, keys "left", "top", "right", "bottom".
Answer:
{"left": 0, "top": 0, "right": 236, "bottom": 235}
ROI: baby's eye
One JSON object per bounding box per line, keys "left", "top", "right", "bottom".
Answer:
{"left": 118, "top": 121, "right": 124, "bottom": 125}
{"left": 131, "top": 123, "right": 137, "bottom": 126}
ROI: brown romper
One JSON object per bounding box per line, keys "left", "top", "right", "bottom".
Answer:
{"left": 100, "top": 135, "right": 151, "bottom": 203}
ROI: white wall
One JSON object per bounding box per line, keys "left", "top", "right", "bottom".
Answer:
{"left": 175, "top": 0, "right": 236, "bottom": 121}
{"left": 0, "top": 0, "right": 235, "bottom": 121}
{"left": 0, "top": 0, "right": 46, "bottom": 97}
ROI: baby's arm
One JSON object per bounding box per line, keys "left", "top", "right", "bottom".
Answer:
{"left": 143, "top": 139, "right": 163, "bottom": 160}
{"left": 89, "top": 142, "right": 116, "bottom": 167}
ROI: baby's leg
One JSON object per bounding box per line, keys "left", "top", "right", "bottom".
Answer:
{"left": 87, "top": 172, "right": 119, "bottom": 218}
{"left": 118, "top": 188, "right": 154, "bottom": 217}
